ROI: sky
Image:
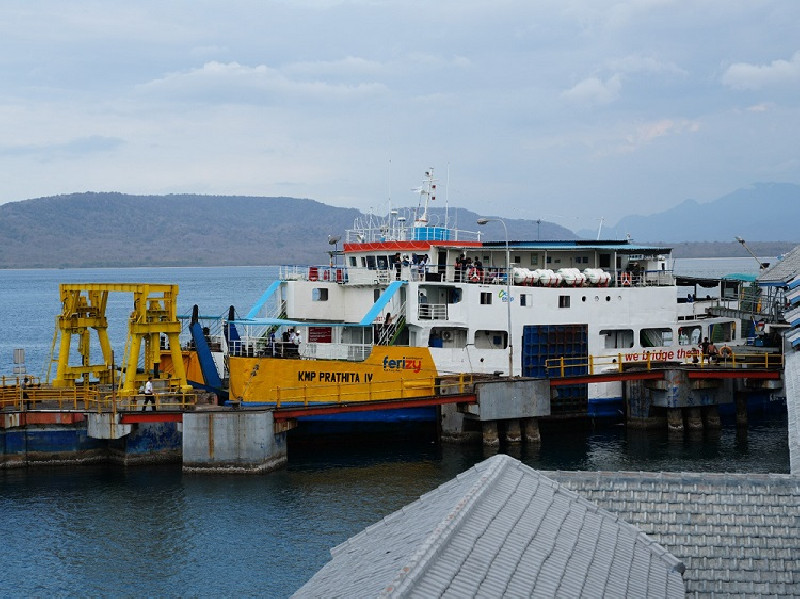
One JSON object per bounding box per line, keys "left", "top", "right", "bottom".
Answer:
{"left": 1, "top": 1, "right": 799, "bottom": 231}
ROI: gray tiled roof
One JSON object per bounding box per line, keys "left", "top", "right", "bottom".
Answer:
{"left": 758, "top": 245, "right": 800, "bottom": 285}
{"left": 293, "top": 454, "right": 685, "bottom": 598}
{"left": 786, "top": 350, "right": 800, "bottom": 475}
{"left": 548, "top": 470, "right": 800, "bottom": 597}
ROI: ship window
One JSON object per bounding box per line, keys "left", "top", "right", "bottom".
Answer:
{"left": 679, "top": 326, "right": 701, "bottom": 346}
{"left": 530, "top": 255, "right": 539, "bottom": 266}
{"left": 376, "top": 255, "right": 388, "bottom": 270}
{"left": 514, "top": 255, "right": 521, "bottom": 264}
{"left": 474, "top": 330, "right": 507, "bottom": 349}
{"left": 519, "top": 294, "right": 530, "bottom": 307}
{"left": 600, "top": 329, "right": 634, "bottom": 349}
{"left": 641, "top": 327, "right": 673, "bottom": 347}
{"left": 366, "top": 256, "right": 376, "bottom": 269}
{"left": 546, "top": 256, "right": 552, "bottom": 264}
{"left": 558, "top": 295, "right": 570, "bottom": 309}
{"left": 599, "top": 254, "right": 611, "bottom": 268}
{"left": 312, "top": 288, "right": 328, "bottom": 301}
{"left": 349, "top": 256, "right": 357, "bottom": 267}
{"left": 480, "top": 292, "right": 492, "bottom": 305}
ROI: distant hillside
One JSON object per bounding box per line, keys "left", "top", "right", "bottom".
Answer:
{"left": 0, "top": 192, "right": 361, "bottom": 268}
{"left": 580, "top": 182, "right": 800, "bottom": 244}
{"left": 0, "top": 193, "right": 575, "bottom": 268}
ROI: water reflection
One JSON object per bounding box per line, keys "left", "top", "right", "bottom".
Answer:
{"left": 0, "top": 412, "right": 788, "bottom": 597}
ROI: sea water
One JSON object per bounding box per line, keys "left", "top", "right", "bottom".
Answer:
{"left": 0, "top": 258, "right": 789, "bottom": 597}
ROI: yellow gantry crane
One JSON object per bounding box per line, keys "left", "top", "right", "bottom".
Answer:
{"left": 50, "top": 283, "right": 192, "bottom": 394}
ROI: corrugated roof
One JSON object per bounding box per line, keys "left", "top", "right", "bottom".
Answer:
{"left": 786, "top": 350, "right": 800, "bottom": 475}
{"left": 293, "top": 455, "right": 685, "bottom": 598}
{"left": 548, "top": 470, "right": 800, "bottom": 597}
{"left": 758, "top": 245, "right": 800, "bottom": 285}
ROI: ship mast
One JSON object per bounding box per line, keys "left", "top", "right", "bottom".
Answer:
{"left": 413, "top": 168, "right": 437, "bottom": 229}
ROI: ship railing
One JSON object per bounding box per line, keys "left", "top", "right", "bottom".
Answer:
{"left": 344, "top": 226, "right": 481, "bottom": 244}
{"left": 301, "top": 342, "right": 373, "bottom": 362}
{"left": 278, "top": 265, "right": 349, "bottom": 284}
{"left": 176, "top": 312, "right": 228, "bottom": 352}
{"left": 614, "top": 269, "right": 675, "bottom": 287}
{"left": 419, "top": 303, "right": 448, "bottom": 320}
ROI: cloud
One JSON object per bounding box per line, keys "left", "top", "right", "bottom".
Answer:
{"left": 722, "top": 51, "right": 800, "bottom": 90}
{"left": 610, "top": 119, "right": 700, "bottom": 154}
{"left": 562, "top": 74, "right": 622, "bottom": 105}
{"left": 137, "top": 61, "right": 387, "bottom": 103}
{"left": 606, "top": 54, "right": 686, "bottom": 76}
{"left": 0, "top": 135, "right": 124, "bottom": 159}
{"left": 746, "top": 103, "right": 772, "bottom": 112}
{"left": 284, "top": 56, "right": 384, "bottom": 77}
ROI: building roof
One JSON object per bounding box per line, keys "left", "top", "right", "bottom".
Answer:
{"left": 786, "top": 350, "right": 800, "bottom": 475}
{"left": 293, "top": 454, "right": 685, "bottom": 598}
{"left": 482, "top": 240, "right": 672, "bottom": 253}
{"left": 758, "top": 244, "right": 800, "bottom": 285}
{"left": 548, "top": 470, "right": 800, "bottom": 597}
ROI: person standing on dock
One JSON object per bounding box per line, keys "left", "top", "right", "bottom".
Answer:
{"left": 22, "top": 377, "right": 30, "bottom": 410}
{"left": 142, "top": 376, "right": 155, "bottom": 411}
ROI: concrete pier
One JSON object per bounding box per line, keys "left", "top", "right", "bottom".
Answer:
{"left": 686, "top": 407, "right": 703, "bottom": 431}
{"left": 482, "top": 421, "right": 499, "bottom": 447}
{"left": 182, "top": 410, "right": 288, "bottom": 474}
{"left": 504, "top": 420, "right": 522, "bottom": 444}
{"left": 522, "top": 417, "right": 541, "bottom": 443}
{"left": 667, "top": 409, "right": 684, "bottom": 432}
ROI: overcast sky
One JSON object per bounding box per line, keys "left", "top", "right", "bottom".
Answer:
{"left": 1, "top": 1, "right": 798, "bottom": 230}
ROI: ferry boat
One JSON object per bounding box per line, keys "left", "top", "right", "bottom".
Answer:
{"left": 206, "top": 169, "right": 751, "bottom": 421}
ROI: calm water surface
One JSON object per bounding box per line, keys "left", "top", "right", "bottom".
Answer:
{"left": 0, "top": 258, "right": 789, "bottom": 597}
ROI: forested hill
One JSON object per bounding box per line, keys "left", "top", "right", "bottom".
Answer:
{"left": 0, "top": 191, "right": 794, "bottom": 268}
{"left": 0, "top": 192, "right": 575, "bottom": 268}
{"left": 0, "top": 192, "right": 363, "bottom": 268}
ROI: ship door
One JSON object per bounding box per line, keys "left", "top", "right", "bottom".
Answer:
{"left": 522, "top": 324, "right": 588, "bottom": 416}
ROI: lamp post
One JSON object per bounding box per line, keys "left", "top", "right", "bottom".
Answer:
{"left": 734, "top": 236, "right": 767, "bottom": 269}
{"left": 477, "top": 217, "right": 513, "bottom": 378}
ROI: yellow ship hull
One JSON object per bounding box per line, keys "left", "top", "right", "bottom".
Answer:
{"left": 229, "top": 347, "right": 438, "bottom": 405}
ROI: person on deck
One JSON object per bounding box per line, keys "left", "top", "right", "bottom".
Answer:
{"left": 700, "top": 337, "right": 713, "bottom": 363}
{"left": 142, "top": 376, "right": 155, "bottom": 411}
{"left": 455, "top": 254, "right": 465, "bottom": 282}
{"left": 707, "top": 341, "right": 718, "bottom": 363}
{"left": 383, "top": 313, "right": 393, "bottom": 344}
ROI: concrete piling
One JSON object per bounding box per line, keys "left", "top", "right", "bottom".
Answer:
{"left": 482, "top": 421, "right": 500, "bottom": 447}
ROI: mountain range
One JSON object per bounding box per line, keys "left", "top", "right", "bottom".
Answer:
{"left": 0, "top": 183, "right": 797, "bottom": 269}
{"left": 578, "top": 182, "right": 799, "bottom": 243}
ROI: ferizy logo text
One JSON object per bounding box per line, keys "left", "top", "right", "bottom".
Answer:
{"left": 383, "top": 356, "right": 422, "bottom": 373}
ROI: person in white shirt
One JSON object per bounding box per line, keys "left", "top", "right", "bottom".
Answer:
{"left": 142, "top": 376, "right": 155, "bottom": 411}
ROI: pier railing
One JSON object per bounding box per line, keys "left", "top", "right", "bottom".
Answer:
{"left": 0, "top": 379, "right": 198, "bottom": 413}
{"left": 546, "top": 349, "right": 784, "bottom": 377}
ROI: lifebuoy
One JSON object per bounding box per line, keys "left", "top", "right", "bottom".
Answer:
{"left": 467, "top": 266, "right": 480, "bottom": 283}
{"left": 719, "top": 346, "right": 733, "bottom": 360}
{"left": 620, "top": 272, "right": 631, "bottom": 286}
